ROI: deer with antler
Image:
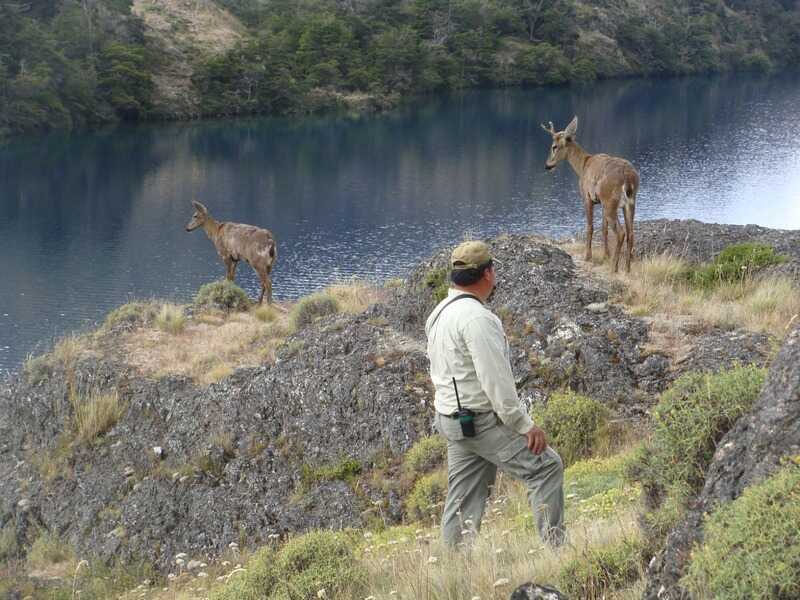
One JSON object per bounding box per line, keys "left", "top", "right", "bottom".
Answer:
{"left": 186, "top": 201, "right": 277, "bottom": 304}
{"left": 542, "top": 117, "right": 639, "bottom": 273}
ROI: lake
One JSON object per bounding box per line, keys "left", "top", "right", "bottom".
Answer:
{"left": 1, "top": 74, "right": 799, "bottom": 372}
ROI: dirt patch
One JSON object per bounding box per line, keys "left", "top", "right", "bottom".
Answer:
{"left": 132, "top": 0, "right": 246, "bottom": 116}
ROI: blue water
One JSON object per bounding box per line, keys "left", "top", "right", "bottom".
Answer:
{"left": 1, "top": 74, "right": 799, "bottom": 372}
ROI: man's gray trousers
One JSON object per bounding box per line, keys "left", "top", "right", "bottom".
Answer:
{"left": 434, "top": 411, "right": 565, "bottom": 546}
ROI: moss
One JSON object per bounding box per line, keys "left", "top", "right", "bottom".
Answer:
{"left": 423, "top": 266, "right": 450, "bottom": 303}
{"left": 195, "top": 280, "right": 251, "bottom": 312}
{"left": 402, "top": 435, "right": 447, "bottom": 478}
{"left": 626, "top": 365, "right": 766, "bottom": 533}
{"left": 558, "top": 536, "right": 646, "bottom": 599}
{"left": 684, "top": 243, "right": 785, "bottom": 289}
{"left": 682, "top": 461, "right": 800, "bottom": 599}
{"left": 406, "top": 469, "right": 448, "bottom": 522}
{"left": 290, "top": 292, "right": 339, "bottom": 329}
{"left": 530, "top": 390, "right": 609, "bottom": 466}
{"left": 211, "top": 530, "right": 367, "bottom": 600}
{"left": 300, "top": 457, "right": 362, "bottom": 488}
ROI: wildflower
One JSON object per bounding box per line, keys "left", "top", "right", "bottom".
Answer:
{"left": 495, "top": 548, "right": 504, "bottom": 555}
{"left": 317, "top": 589, "right": 328, "bottom": 599}
{"left": 493, "top": 578, "right": 510, "bottom": 587}
{"left": 428, "top": 555, "right": 438, "bottom": 564}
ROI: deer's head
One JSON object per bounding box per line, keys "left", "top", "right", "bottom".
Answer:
{"left": 542, "top": 116, "right": 578, "bottom": 171}
{"left": 186, "top": 201, "right": 209, "bottom": 231}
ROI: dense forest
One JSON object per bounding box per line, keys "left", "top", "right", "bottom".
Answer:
{"left": 1, "top": 0, "right": 799, "bottom": 138}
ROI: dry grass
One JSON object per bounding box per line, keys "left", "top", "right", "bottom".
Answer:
{"left": 562, "top": 242, "right": 800, "bottom": 338}
{"left": 71, "top": 389, "right": 126, "bottom": 445}
{"left": 324, "top": 279, "right": 385, "bottom": 313}
{"left": 154, "top": 303, "right": 187, "bottom": 334}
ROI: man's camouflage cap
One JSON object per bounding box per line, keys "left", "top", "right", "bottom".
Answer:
{"left": 450, "top": 240, "right": 494, "bottom": 270}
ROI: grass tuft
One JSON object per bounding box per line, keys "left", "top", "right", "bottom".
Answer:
{"left": 290, "top": 292, "right": 340, "bottom": 329}
{"left": 195, "top": 280, "right": 251, "bottom": 312}
{"left": 154, "top": 303, "right": 186, "bottom": 334}
{"left": 71, "top": 389, "right": 126, "bottom": 445}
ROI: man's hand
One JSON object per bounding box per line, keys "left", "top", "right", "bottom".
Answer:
{"left": 525, "top": 426, "right": 547, "bottom": 455}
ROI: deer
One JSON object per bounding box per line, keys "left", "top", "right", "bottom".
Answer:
{"left": 185, "top": 201, "right": 277, "bottom": 304}
{"left": 541, "top": 116, "right": 639, "bottom": 273}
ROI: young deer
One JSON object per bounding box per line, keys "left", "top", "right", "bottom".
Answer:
{"left": 542, "top": 117, "right": 639, "bottom": 273}
{"left": 186, "top": 201, "right": 277, "bottom": 304}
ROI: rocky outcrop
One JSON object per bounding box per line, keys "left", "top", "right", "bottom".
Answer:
{"left": 510, "top": 582, "right": 567, "bottom": 599}
{"left": 643, "top": 321, "right": 800, "bottom": 599}
{"left": 0, "top": 222, "right": 787, "bottom": 571}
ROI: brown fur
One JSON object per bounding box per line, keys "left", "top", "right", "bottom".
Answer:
{"left": 542, "top": 117, "right": 640, "bottom": 273}
{"left": 186, "top": 201, "right": 277, "bottom": 304}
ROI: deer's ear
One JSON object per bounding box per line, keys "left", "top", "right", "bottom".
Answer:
{"left": 564, "top": 116, "right": 578, "bottom": 140}
{"left": 192, "top": 200, "right": 208, "bottom": 214}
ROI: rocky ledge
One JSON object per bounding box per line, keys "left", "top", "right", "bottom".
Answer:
{"left": 0, "top": 219, "right": 794, "bottom": 579}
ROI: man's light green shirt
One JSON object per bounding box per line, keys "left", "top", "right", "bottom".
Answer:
{"left": 425, "top": 288, "right": 534, "bottom": 436}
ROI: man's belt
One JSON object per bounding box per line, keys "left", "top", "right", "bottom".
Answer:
{"left": 441, "top": 410, "right": 492, "bottom": 420}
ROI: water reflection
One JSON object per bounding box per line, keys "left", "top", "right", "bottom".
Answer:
{"left": 1, "top": 73, "right": 799, "bottom": 371}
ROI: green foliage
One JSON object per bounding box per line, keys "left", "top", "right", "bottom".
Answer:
{"left": 682, "top": 461, "right": 800, "bottom": 600}
{"left": 211, "top": 530, "right": 367, "bottom": 600}
{"left": 103, "top": 301, "right": 160, "bottom": 330}
{"left": 195, "top": 280, "right": 252, "bottom": 312}
{"left": 530, "top": 390, "right": 609, "bottom": 466}
{"left": 626, "top": 365, "right": 766, "bottom": 533}
{"left": 0, "top": 521, "right": 18, "bottom": 563}
{"left": 301, "top": 457, "right": 362, "bottom": 488}
{"left": 558, "top": 536, "right": 646, "bottom": 599}
{"left": 565, "top": 451, "right": 642, "bottom": 520}
{"left": 684, "top": 243, "right": 786, "bottom": 289}
{"left": 403, "top": 435, "right": 447, "bottom": 477}
{"left": 290, "top": 292, "right": 340, "bottom": 329}
{"left": 423, "top": 267, "right": 450, "bottom": 304}
{"left": 406, "top": 469, "right": 448, "bottom": 522}
{"left": 26, "top": 532, "right": 75, "bottom": 570}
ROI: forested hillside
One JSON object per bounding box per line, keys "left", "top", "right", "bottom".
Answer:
{"left": 2, "top": 0, "right": 799, "bottom": 137}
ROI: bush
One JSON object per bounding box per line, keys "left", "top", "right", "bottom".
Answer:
{"left": 682, "top": 461, "right": 800, "bottom": 599}
{"left": 684, "top": 243, "right": 785, "bottom": 289}
{"left": 406, "top": 469, "right": 448, "bottom": 522}
{"left": 626, "top": 365, "right": 766, "bottom": 532}
{"left": 300, "top": 457, "right": 361, "bottom": 488}
{"left": 423, "top": 267, "right": 449, "bottom": 303}
{"left": 403, "top": 435, "right": 447, "bottom": 477}
{"left": 195, "top": 280, "right": 251, "bottom": 312}
{"left": 104, "top": 302, "right": 159, "bottom": 330}
{"left": 558, "top": 536, "right": 646, "bottom": 599}
{"left": 290, "top": 293, "right": 339, "bottom": 329}
{"left": 26, "top": 532, "right": 74, "bottom": 570}
{"left": 0, "top": 521, "right": 18, "bottom": 562}
{"left": 530, "top": 391, "right": 609, "bottom": 466}
{"left": 211, "top": 530, "right": 367, "bottom": 600}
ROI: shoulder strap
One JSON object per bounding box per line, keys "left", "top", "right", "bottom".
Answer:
{"left": 428, "top": 293, "right": 482, "bottom": 331}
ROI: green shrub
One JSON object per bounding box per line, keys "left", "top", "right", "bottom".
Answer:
{"left": 26, "top": 532, "right": 74, "bottom": 570}
{"left": 423, "top": 266, "right": 449, "bottom": 303}
{"left": 682, "top": 461, "right": 800, "bottom": 600}
{"left": 558, "top": 536, "right": 646, "bottom": 599}
{"left": 300, "top": 457, "right": 361, "bottom": 487}
{"left": 195, "top": 280, "right": 251, "bottom": 312}
{"left": 211, "top": 530, "right": 367, "bottom": 600}
{"left": 23, "top": 354, "right": 53, "bottom": 385}
{"left": 402, "top": 435, "right": 447, "bottom": 477}
{"left": 530, "top": 391, "right": 609, "bottom": 466}
{"left": 406, "top": 469, "right": 448, "bottom": 522}
{"left": 290, "top": 293, "right": 339, "bottom": 329}
{"left": 103, "top": 302, "right": 159, "bottom": 330}
{"left": 565, "top": 451, "right": 642, "bottom": 520}
{"left": 0, "top": 521, "right": 18, "bottom": 562}
{"left": 626, "top": 365, "right": 766, "bottom": 533}
{"left": 684, "top": 243, "right": 785, "bottom": 289}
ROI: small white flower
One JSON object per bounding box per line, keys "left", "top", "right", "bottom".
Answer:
{"left": 363, "top": 532, "right": 373, "bottom": 539}
{"left": 167, "top": 573, "right": 176, "bottom": 580}
{"left": 428, "top": 555, "right": 438, "bottom": 564}
{"left": 317, "top": 589, "right": 328, "bottom": 599}
{"left": 495, "top": 548, "right": 504, "bottom": 555}
{"left": 471, "top": 597, "right": 481, "bottom": 600}
{"left": 493, "top": 578, "right": 510, "bottom": 588}
{"left": 197, "top": 572, "right": 208, "bottom": 578}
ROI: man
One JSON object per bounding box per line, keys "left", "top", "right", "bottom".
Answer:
{"left": 425, "top": 240, "right": 565, "bottom": 547}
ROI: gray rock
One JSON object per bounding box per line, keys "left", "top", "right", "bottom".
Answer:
{"left": 643, "top": 321, "right": 800, "bottom": 599}
{"left": 509, "top": 582, "right": 566, "bottom": 599}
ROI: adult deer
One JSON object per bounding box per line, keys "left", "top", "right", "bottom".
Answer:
{"left": 186, "top": 201, "right": 277, "bottom": 304}
{"left": 542, "top": 117, "right": 639, "bottom": 273}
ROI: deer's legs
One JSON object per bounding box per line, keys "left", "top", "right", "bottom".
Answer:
{"left": 609, "top": 214, "right": 626, "bottom": 273}
{"left": 623, "top": 203, "right": 635, "bottom": 273}
{"left": 257, "top": 270, "right": 273, "bottom": 305}
{"left": 224, "top": 257, "right": 238, "bottom": 281}
{"left": 601, "top": 209, "right": 610, "bottom": 259}
{"left": 584, "top": 201, "right": 594, "bottom": 262}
